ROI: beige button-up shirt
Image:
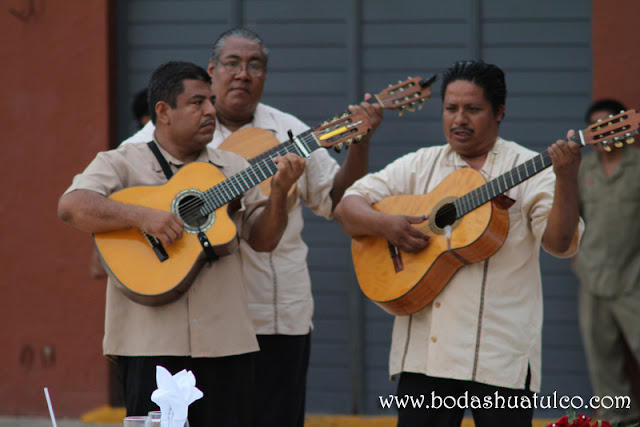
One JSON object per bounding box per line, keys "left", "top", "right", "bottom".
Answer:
{"left": 123, "top": 103, "right": 340, "bottom": 335}
{"left": 344, "top": 138, "right": 583, "bottom": 392}
{"left": 64, "top": 142, "right": 266, "bottom": 357}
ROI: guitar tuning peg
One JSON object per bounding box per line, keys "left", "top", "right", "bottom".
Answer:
{"left": 355, "top": 134, "right": 363, "bottom": 141}
{"left": 627, "top": 137, "right": 635, "bottom": 144}
{"left": 398, "top": 105, "right": 405, "bottom": 118}
{"left": 608, "top": 114, "right": 614, "bottom": 118}
{"left": 615, "top": 141, "right": 624, "bottom": 148}
{"left": 334, "top": 143, "right": 342, "bottom": 153}
{"left": 603, "top": 144, "right": 612, "bottom": 152}
{"left": 597, "top": 118, "right": 603, "bottom": 122}
{"left": 418, "top": 100, "right": 425, "bottom": 111}
{"left": 406, "top": 103, "right": 415, "bottom": 112}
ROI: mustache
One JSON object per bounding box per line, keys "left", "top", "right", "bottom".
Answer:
{"left": 451, "top": 126, "right": 474, "bottom": 134}
{"left": 200, "top": 119, "right": 215, "bottom": 128}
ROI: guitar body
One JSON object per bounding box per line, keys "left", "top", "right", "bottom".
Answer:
{"left": 94, "top": 162, "right": 238, "bottom": 306}
{"left": 352, "top": 168, "right": 510, "bottom": 315}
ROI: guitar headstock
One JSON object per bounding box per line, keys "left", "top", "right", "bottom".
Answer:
{"left": 374, "top": 75, "right": 437, "bottom": 117}
{"left": 312, "top": 111, "right": 372, "bottom": 153}
{"left": 582, "top": 109, "right": 640, "bottom": 151}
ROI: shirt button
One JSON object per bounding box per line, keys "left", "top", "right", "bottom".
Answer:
{"left": 435, "top": 302, "right": 441, "bottom": 308}
{"left": 431, "top": 336, "right": 437, "bottom": 343}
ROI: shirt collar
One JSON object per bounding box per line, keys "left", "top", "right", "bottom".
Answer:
{"left": 244, "top": 103, "right": 278, "bottom": 134}
{"left": 212, "top": 103, "right": 278, "bottom": 145}
{"left": 150, "top": 136, "right": 213, "bottom": 173}
{"left": 441, "top": 137, "right": 504, "bottom": 175}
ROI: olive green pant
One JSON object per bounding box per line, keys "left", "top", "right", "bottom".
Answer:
{"left": 579, "top": 286, "right": 640, "bottom": 424}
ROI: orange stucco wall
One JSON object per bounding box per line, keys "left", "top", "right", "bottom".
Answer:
{"left": 592, "top": 0, "right": 640, "bottom": 109}
{"left": 0, "top": 0, "right": 112, "bottom": 417}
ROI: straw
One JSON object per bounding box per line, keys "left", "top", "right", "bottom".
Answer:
{"left": 43, "top": 387, "right": 58, "bottom": 427}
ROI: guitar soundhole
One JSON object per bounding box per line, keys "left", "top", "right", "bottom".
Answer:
{"left": 178, "top": 195, "right": 207, "bottom": 229}
{"left": 434, "top": 203, "right": 457, "bottom": 229}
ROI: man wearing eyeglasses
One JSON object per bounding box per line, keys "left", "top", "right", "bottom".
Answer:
{"left": 122, "top": 28, "right": 383, "bottom": 427}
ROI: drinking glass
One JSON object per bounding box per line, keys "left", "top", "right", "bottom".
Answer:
{"left": 123, "top": 415, "right": 151, "bottom": 427}
{"left": 148, "top": 410, "right": 190, "bottom": 427}
{"left": 148, "top": 411, "right": 161, "bottom": 426}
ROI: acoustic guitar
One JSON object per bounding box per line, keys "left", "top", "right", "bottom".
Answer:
{"left": 95, "top": 75, "right": 437, "bottom": 306}
{"left": 352, "top": 109, "right": 640, "bottom": 315}
{"left": 217, "top": 75, "right": 438, "bottom": 196}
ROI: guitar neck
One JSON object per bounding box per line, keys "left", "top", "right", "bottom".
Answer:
{"left": 200, "top": 130, "right": 321, "bottom": 215}
{"left": 248, "top": 129, "right": 316, "bottom": 165}
{"left": 453, "top": 132, "right": 584, "bottom": 217}
{"left": 249, "top": 75, "right": 438, "bottom": 165}
{"left": 249, "top": 116, "right": 372, "bottom": 167}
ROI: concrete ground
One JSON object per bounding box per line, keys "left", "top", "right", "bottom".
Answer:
{"left": 0, "top": 418, "right": 119, "bottom": 427}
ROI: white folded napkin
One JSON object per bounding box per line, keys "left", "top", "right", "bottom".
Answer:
{"left": 150, "top": 365, "right": 203, "bottom": 427}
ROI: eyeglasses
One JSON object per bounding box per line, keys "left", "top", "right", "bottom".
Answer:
{"left": 220, "top": 61, "right": 265, "bottom": 78}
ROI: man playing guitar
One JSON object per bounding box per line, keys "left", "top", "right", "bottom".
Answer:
{"left": 58, "top": 61, "right": 305, "bottom": 427}
{"left": 335, "top": 60, "right": 583, "bottom": 427}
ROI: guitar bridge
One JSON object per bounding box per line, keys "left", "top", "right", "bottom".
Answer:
{"left": 388, "top": 242, "right": 404, "bottom": 272}
{"left": 197, "top": 231, "right": 219, "bottom": 262}
{"left": 142, "top": 231, "right": 169, "bottom": 262}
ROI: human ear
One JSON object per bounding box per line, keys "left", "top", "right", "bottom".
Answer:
{"left": 207, "top": 60, "right": 215, "bottom": 78}
{"left": 155, "top": 101, "right": 171, "bottom": 125}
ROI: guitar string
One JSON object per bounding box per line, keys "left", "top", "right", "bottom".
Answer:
{"left": 428, "top": 119, "right": 630, "bottom": 222}
{"left": 167, "top": 92, "right": 423, "bottom": 224}
{"left": 173, "top": 139, "right": 304, "bottom": 224}
{"left": 175, "top": 118, "right": 370, "bottom": 223}
{"left": 429, "top": 151, "right": 553, "bottom": 221}
{"left": 175, "top": 154, "right": 285, "bottom": 221}
{"left": 173, "top": 157, "right": 281, "bottom": 222}
{"left": 176, "top": 109, "right": 424, "bottom": 224}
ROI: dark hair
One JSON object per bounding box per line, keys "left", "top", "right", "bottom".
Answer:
{"left": 584, "top": 98, "right": 627, "bottom": 124}
{"left": 210, "top": 28, "right": 269, "bottom": 65}
{"left": 132, "top": 89, "right": 149, "bottom": 128}
{"left": 147, "top": 61, "right": 211, "bottom": 124}
{"left": 441, "top": 60, "right": 507, "bottom": 117}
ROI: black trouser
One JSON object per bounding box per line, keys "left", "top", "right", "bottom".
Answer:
{"left": 253, "top": 333, "right": 311, "bottom": 427}
{"left": 117, "top": 353, "right": 256, "bottom": 427}
{"left": 396, "top": 371, "right": 534, "bottom": 427}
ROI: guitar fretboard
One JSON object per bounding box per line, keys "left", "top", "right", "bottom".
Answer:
{"left": 199, "top": 131, "right": 321, "bottom": 216}
{"left": 246, "top": 77, "right": 436, "bottom": 165}
{"left": 452, "top": 133, "right": 582, "bottom": 218}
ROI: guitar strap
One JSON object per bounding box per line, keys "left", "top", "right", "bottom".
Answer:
{"left": 146, "top": 141, "right": 219, "bottom": 263}
{"left": 147, "top": 141, "right": 174, "bottom": 180}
